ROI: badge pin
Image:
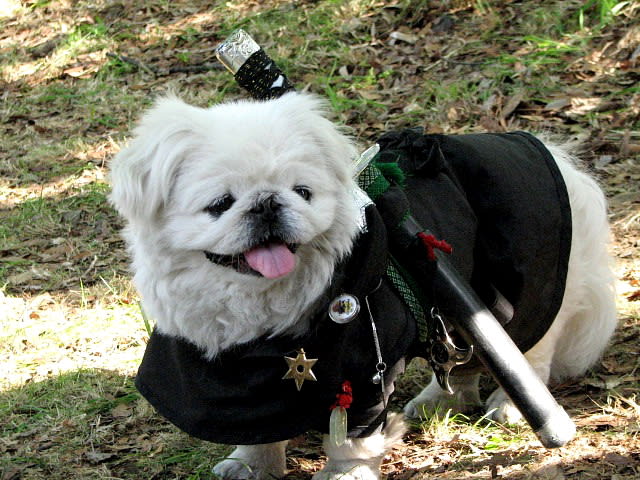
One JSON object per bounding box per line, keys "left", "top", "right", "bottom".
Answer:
{"left": 328, "top": 294, "right": 360, "bottom": 324}
{"left": 283, "top": 348, "right": 318, "bottom": 391}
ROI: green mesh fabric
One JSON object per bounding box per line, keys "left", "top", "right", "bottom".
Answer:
{"left": 386, "top": 260, "right": 429, "bottom": 343}
{"left": 358, "top": 165, "right": 390, "bottom": 201}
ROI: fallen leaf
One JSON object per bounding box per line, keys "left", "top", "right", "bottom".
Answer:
{"left": 85, "top": 451, "right": 116, "bottom": 464}
{"left": 534, "top": 465, "right": 565, "bottom": 480}
{"left": 501, "top": 91, "right": 525, "bottom": 119}
{"left": 482, "top": 93, "right": 498, "bottom": 112}
{"left": 575, "top": 414, "right": 621, "bottom": 428}
{"left": 111, "top": 403, "right": 132, "bottom": 418}
{"left": 583, "top": 375, "right": 624, "bottom": 390}
{"left": 627, "top": 290, "right": 640, "bottom": 301}
{"left": 1, "top": 467, "right": 24, "bottom": 480}
{"left": 359, "top": 90, "right": 382, "bottom": 100}
{"left": 604, "top": 453, "right": 633, "bottom": 466}
{"left": 64, "top": 66, "right": 90, "bottom": 78}
{"left": 389, "top": 31, "right": 419, "bottom": 44}
{"left": 7, "top": 271, "right": 35, "bottom": 285}
{"left": 545, "top": 98, "right": 572, "bottom": 110}
{"left": 432, "top": 15, "right": 455, "bottom": 34}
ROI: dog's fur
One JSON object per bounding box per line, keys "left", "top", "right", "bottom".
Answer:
{"left": 109, "top": 92, "right": 617, "bottom": 480}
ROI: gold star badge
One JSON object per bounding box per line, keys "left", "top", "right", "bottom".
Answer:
{"left": 283, "top": 348, "right": 318, "bottom": 391}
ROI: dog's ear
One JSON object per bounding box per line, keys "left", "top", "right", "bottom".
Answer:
{"left": 109, "top": 96, "right": 202, "bottom": 222}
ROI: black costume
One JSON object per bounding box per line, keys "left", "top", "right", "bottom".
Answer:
{"left": 135, "top": 130, "right": 571, "bottom": 445}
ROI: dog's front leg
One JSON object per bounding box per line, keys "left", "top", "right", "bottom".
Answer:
{"left": 212, "top": 441, "right": 288, "bottom": 480}
{"left": 312, "top": 413, "right": 405, "bottom": 480}
{"left": 312, "top": 434, "right": 385, "bottom": 480}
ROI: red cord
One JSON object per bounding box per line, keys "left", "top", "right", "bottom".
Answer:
{"left": 330, "top": 380, "right": 353, "bottom": 410}
{"left": 417, "top": 232, "right": 452, "bottom": 261}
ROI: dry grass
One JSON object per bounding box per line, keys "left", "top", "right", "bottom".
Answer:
{"left": 1, "top": 0, "right": 639, "bottom": 478}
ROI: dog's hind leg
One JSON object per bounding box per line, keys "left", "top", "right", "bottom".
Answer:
{"left": 404, "top": 373, "right": 482, "bottom": 419}
{"left": 212, "top": 441, "right": 288, "bottom": 480}
{"left": 544, "top": 143, "right": 618, "bottom": 382}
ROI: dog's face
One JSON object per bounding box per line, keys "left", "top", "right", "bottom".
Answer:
{"left": 167, "top": 118, "right": 350, "bottom": 279}
{"left": 110, "top": 92, "right": 360, "bottom": 285}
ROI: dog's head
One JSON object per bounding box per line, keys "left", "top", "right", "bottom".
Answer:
{"left": 109, "top": 92, "right": 361, "bottom": 281}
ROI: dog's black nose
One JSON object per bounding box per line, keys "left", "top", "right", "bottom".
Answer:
{"left": 250, "top": 193, "right": 282, "bottom": 221}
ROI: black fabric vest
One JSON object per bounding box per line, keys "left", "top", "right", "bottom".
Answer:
{"left": 134, "top": 130, "right": 571, "bottom": 445}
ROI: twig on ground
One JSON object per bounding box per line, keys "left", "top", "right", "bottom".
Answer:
{"left": 81, "top": 255, "right": 98, "bottom": 279}
{"left": 106, "top": 52, "right": 225, "bottom": 77}
{"left": 165, "top": 63, "right": 225, "bottom": 74}
{"left": 106, "top": 52, "right": 157, "bottom": 76}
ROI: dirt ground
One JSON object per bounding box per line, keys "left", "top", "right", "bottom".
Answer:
{"left": 1, "top": 1, "right": 639, "bottom": 479}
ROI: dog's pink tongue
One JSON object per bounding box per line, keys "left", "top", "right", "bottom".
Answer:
{"left": 244, "top": 243, "right": 296, "bottom": 279}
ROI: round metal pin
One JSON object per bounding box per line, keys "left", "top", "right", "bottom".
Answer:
{"left": 328, "top": 294, "right": 360, "bottom": 324}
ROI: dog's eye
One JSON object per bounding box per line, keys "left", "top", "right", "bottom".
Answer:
{"left": 204, "top": 194, "right": 235, "bottom": 217}
{"left": 293, "top": 185, "right": 312, "bottom": 202}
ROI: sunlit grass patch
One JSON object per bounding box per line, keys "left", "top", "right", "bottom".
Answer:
{"left": 1, "top": 23, "right": 112, "bottom": 84}
{"left": 0, "top": 279, "right": 144, "bottom": 390}
{"left": 1, "top": 81, "right": 141, "bottom": 191}
{"left": 416, "top": 406, "right": 531, "bottom": 448}
{"left": 0, "top": 0, "right": 25, "bottom": 18}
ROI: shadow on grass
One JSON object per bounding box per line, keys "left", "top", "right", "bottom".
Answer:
{"left": 0, "top": 179, "right": 128, "bottom": 296}
{"left": 0, "top": 368, "right": 232, "bottom": 480}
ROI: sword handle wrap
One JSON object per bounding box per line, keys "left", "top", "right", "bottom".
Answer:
{"left": 216, "top": 29, "right": 294, "bottom": 100}
{"left": 235, "top": 48, "right": 295, "bottom": 100}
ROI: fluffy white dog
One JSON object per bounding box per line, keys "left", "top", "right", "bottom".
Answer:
{"left": 109, "top": 92, "right": 617, "bottom": 480}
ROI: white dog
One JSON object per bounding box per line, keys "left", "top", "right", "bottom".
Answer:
{"left": 109, "top": 92, "right": 617, "bottom": 480}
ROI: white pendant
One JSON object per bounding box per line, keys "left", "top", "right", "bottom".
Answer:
{"left": 329, "top": 406, "right": 348, "bottom": 447}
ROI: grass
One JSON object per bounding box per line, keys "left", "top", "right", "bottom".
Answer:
{"left": 578, "top": 0, "right": 633, "bottom": 29}
{"left": 416, "top": 406, "right": 529, "bottom": 449}
{"left": 1, "top": 0, "right": 639, "bottom": 478}
{"left": 0, "top": 179, "right": 124, "bottom": 292}
{"left": 0, "top": 369, "right": 231, "bottom": 479}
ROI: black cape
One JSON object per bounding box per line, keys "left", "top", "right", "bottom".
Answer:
{"left": 136, "top": 205, "right": 417, "bottom": 445}
{"left": 375, "top": 130, "right": 572, "bottom": 363}
{"left": 135, "top": 130, "right": 571, "bottom": 445}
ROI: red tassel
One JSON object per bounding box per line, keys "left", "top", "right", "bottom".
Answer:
{"left": 417, "top": 232, "right": 452, "bottom": 261}
{"left": 331, "top": 380, "right": 353, "bottom": 410}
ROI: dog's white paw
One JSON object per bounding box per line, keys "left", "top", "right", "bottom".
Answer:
{"left": 213, "top": 457, "right": 256, "bottom": 480}
{"left": 485, "top": 388, "right": 524, "bottom": 424}
{"left": 212, "top": 458, "right": 284, "bottom": 480}
{"left": 212, "top": 443, "right": 287, "bottom": 480}
{"left": 403, "top": 397, "right": 430, "bottom": 419}
{"left": 404, "top": 375, "right": 481, "bottom": 419}
{"left": 312, "top": 462, "right": 380, "bottom": 480}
